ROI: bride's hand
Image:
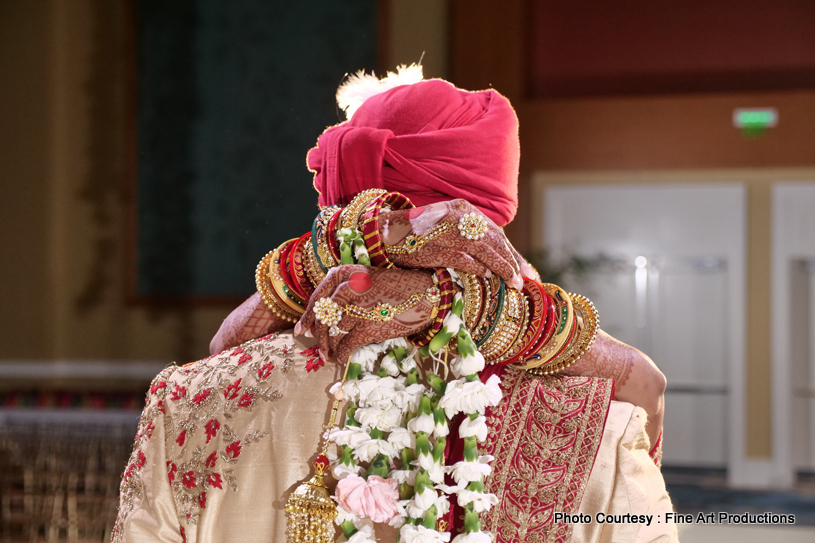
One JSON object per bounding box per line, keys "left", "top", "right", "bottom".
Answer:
{"left": 294, "top": 265, "right": 438, "bottom": 363}
{"left": 379, "top": 199, "right": 524, "bottom": 290}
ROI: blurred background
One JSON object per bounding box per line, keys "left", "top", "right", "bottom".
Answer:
{"left": 2, "top": 0, "right": 815, "bottom": 541}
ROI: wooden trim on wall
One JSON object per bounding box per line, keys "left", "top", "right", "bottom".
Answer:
{"left": 449, "top": 0, "right": 530, "bottom": 251}
{"left": 449, "top": 0, "right": 528, "bottom": 102}
{"left": 518, "top": 92, "right": 815, "bottom": 172}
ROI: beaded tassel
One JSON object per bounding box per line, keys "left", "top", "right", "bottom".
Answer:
{"left": 285, "top": 362, "right": 350, "bottom": 543}
{"left": 284, "top": 455, "right": 337, "bottom": 543}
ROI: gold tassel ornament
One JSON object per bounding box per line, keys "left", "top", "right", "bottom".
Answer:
{"left": 285, "top": 360, "right": 350, "bottom": 543}
{"left": 285, "top": 454, "right": 337, "bottom": 543}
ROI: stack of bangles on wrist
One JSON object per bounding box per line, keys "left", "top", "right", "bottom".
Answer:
{"left": 255, "top": 190, "right": 599, "bottom": 374}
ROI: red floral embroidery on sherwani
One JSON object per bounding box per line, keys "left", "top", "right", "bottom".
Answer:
{"left": 111, "top": 332, "right": 296, "bottom": 542}
{"left": 225, "top": 441, "right": 242, "bottom": 459}
{"left": 477, "top": 367, "right": 613, "bottom": 543}
{"left": 182, "top": 471, "right": 197, "bottom": 489}
{"left": 208, "top": 472, "right": 223, "bottom": 489}
{"left": 301, "top": 346, "right": 324, "bottom": 373}
{"left": 205, "top": 419, "right": 220, "bottom": 443}
{"left": 237, "top": 352, "right": 252, "bottom": 365}
{"left": 171, "top": 385, "right": 187, "bottom": 401}
{"left": 205, "top": 451, "right": 217, "bottom": 468}
{"left": 223, "top": 379, "right": 242, "bottom": 400}
{"left": 257, "top": 361, "right": 275, "bottom": 380}
{"left": 192, "top": 389, "right": 211, "bottom": 405}
{"left": 150, "top": 381, "right": 166, "bottom": 395}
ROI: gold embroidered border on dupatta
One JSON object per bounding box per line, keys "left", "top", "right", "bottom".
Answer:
{"left": 479, "top": 368, "right": 613, "bottom": 543}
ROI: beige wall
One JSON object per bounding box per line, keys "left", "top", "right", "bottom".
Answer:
{"left": 0, "top": 0, "right": 227, "bottom": 364}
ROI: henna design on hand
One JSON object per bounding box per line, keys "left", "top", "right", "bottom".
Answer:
{"left": 564, "top": 329, "right": 666, "bottom": 446}
{"left": 209, "top": 293, "right": 285, "bottom": 354}
{"left": 380, "top": 200, "right": 524, "bottom": 289}
{"left": 298, "top": 266, "right": 436, "bottom": 363}
{"left": 563, "top": 329, "right": 634, "bottom": 388}
{"left": 212, "top": 198, "right": 528, "bottom": 352}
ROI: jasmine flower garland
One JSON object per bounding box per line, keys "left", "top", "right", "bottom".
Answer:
{"left": 327, "top": 293, "right": 501, "bottom": 543}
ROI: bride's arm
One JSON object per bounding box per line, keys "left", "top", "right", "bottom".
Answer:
{"left": 210, "top": 199, "right": 524, "bottom": 354}
{"left": 562, "top": 329, "right": 666, "bottom": 448}
{"left": 209, "top": 293, "right": 284, "bottom": 354}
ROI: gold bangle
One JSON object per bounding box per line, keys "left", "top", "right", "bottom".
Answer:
{"left": 303, "top": 239, "right": 327, "bottom": 286}
{"left": 340, "top": 189, "right": 387, "bottom": 230}
{"left": 493, "top": 290, "right": 530, "bottom": 364}
{"left": 481, "top": 287, "right": 526, "bottom": 363}
{"left": 526, "top": 293, "right": 599, "bottom": 376}
{"left": 255, "top": 249, "right": 300, "bottom": 323}
{"left": 316, "top": 206, "right": 341, "bottom": 270}
{"left": 470, "top": 275, "right": 496, "bottom": 345}
{"left": 493, "top": 288, "right": 528, "bottom": 363}
{"left": 521, "top": 284, "right": 575, "bottom": 369}
{"left": 459, "top": 271, "right": 483, "bottom": 331}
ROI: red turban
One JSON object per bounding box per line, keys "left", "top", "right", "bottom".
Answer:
{"left": 307, "top": 79, "right": 520, "bottom": 226}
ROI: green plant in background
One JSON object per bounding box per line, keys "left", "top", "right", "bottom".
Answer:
{"left": 526, "top": 249, "right": 626, "bottom": 285}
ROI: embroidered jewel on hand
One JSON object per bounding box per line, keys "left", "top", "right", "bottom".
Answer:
{"left": 313, "top": 297, "right": 343, "bottom": 336}
{"left": 457, "top": 213, "right": 488, "bottom": 241}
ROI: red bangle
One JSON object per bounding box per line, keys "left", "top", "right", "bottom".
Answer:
{"left": 325, "top": 208, "right": 343, "bottom": 263}
{"left": 360, "top": 192, "right": 413, "bottom": 268}
{"left": 278, "top": 239, "right": 307, "bottom": 308}
{"left": 409, "top": 268, "right": 454, "bottom": 347}
{"left": 521, "top": 286, "right": 558, "bottom": 365}
{"left": 502, "top": 279, "right": 549, "bottom": 365}
{"left": 288, "top": 234, "right": 314, "bottom": 300}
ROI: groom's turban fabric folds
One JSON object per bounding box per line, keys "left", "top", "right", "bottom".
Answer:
{"left": 307, "top": 79, "right": 520, "bottom": 226}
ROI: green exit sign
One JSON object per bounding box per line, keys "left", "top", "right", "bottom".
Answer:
{"left": 733, "top": 108, "right": 778, "bottom": 128}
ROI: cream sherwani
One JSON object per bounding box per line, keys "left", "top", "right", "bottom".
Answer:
{"left": 112, "top": 331, "right": 677, "bottom": 543}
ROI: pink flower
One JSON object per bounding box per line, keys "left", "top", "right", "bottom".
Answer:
{"left": 335, "top": 474, "right": 400, "bottom": 524}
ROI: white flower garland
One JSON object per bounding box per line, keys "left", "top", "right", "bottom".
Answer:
{"left": 329, "top": 292, "right": 501, "bottom": 542}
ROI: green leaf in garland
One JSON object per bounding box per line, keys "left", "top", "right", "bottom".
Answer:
{"left": 464, "top": 508, "right": 481, "bottom": 533}
{"left": 415, "top": 432, "right": 431, "bottom": 456}
{"left": 422, "top": 504, "right": 438, "bottom": 529}
{"left": 347, "top": 363, "right": 362, "bottom": 380}
{"left": 463, "top": 436, "right": 478, "bottom": 462}
{"left": 427, "top": 374, "right": 447, "bottom": 397}
{"left": 345, "top": 403, "right": 361, "bottom": 427}
{"left": 432, "top": 436, "right": 446, "bottom": 463}
{"left": 418, "top": 395, "right": 433, "bottom": 416}
{"left": 340, "top": 520, "right": 357, "bottom": 538}
{"left": 366, "top": 453, "right": 389, "bottom": 478}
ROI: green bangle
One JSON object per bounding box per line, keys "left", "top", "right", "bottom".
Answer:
{"left": 476, "top": 277, "right": 505, "bottom": 348}
{"left": 311, "top": 209, "right": 330, "bottom": 273}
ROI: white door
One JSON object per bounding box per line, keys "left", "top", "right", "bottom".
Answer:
{"left": 773, "top": 183, "right": 815, "bottom": 485}
{"left": 542, "top": 182, "right": 746, "bottom": 468}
